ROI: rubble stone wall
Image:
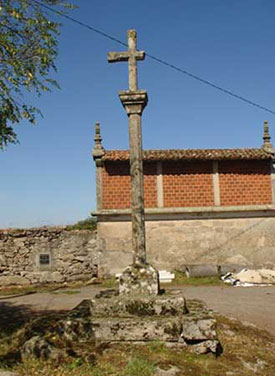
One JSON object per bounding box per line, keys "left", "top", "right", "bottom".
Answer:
{"left": 0, "top": 227, "right": 99, "bottom": 286}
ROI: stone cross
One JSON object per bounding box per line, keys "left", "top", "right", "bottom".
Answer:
{"left": 108, "top": 30, "right": 145, "bottom": 91}
{"left": 108, "top": 30, "right": 148, "bottom": 267}
{"left": 108, "top": 29, "right": 159, "bottom": 295}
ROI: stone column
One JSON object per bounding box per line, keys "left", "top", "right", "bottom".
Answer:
{"left": 92, "top": 122, "right": 105, "bottom": 211}
{"left": 119, "top": 91, "right": 148, "bottom": 265}
{"left": 261, "top": 120, "right": 274, "bottom": 205}
{"left": 118, "top": 90, "right": 159, "bottom": 296}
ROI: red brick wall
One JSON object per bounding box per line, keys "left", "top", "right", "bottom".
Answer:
{"left": 162, "top": 161, "right": 214, "bottom": 207}
{"left": 219, "top": 160, "right": 272, "bottom": 206}
{"left": 101, "top": 159, "right": 272, "bottom": 209}
{"left": 102, "top": 161, "right": 157, "bottom": 209}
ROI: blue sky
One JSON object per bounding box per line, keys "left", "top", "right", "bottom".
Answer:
{"left": 1, "top": 0, "right": 275, "bottom": 228}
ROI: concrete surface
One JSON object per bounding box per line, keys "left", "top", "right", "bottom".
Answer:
{"left": 0, "top": 285, "right": 275, "bottom": 336}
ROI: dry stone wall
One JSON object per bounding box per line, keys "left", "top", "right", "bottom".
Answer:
{"left": 0, "top": 227, "right": 99, "bottom": 286}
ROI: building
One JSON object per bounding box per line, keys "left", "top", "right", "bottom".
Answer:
{"left": 93, "top": 121, "right": 275, "bottom": 275}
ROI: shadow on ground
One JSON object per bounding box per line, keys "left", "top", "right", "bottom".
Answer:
{"left": 0, "top": 301, "right": 68, "bottom": 367}
{"left": 0, "top": 301, "right": 68, "bottom": 338}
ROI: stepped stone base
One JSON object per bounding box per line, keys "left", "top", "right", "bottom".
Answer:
{"left": 20, "top": 291, "right": 222, "bottom": 359}
{"left": 67, "top": 291, "right": 221, "bottom": 355}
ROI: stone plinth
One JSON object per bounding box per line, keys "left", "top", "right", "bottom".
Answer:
{"left": 118, "top": 263, "right": 160, "bottom": 296}
{"left": 19, "top": 291, "right": 222, "bottom": 358}
{"left": 69, "top": 293, "right": 221, "bottom": 354}
{"left": 88, "top": 295, "right": 188, "bottom": 317}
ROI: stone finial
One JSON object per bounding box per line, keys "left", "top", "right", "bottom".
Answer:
{"left": 262, "top": 120, "right": 273, "bottom": 151}
{"left": 92, "top": 121, "right": 105, "bottom": 161}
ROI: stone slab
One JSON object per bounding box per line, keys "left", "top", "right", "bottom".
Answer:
{"left": 159, "top": 270, "right": 175, "bottom": 283}
{"left": 92, "top": 316, "right": 182, "bottom": 342}
{"left": 81, "top": 295, "right": 188, "bottom": 317}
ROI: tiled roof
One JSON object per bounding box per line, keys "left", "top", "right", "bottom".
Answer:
{"left": 102, "top": 149, "right": 273, "bottom": 161}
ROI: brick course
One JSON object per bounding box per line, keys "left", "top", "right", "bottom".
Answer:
{"left": 102, "top": 161, "right": 157, "bottom": 209}
{"left": 163, "top": 161, "right": 214, "bottom": 207}
{"left": 101, "top": 159, "right": 272, "bottom": 209}
{"left": 219, "top": 160, "right": 272, "bottom": 206}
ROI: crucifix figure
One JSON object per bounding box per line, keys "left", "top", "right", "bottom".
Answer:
{"left": 108, "top": 30, "right": 159, "bottom": 295}
{"left": 108, "top": 30, "right": 145, "bottom": 91}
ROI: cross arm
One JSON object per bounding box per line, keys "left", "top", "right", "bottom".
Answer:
{"left": 108, "top": 51, "right": 145, "bottom": 63}
{"left": 108, "top": 52, "right": 129, "bottom": 63}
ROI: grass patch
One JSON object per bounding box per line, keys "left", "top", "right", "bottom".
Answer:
{"left": 0, "top": 281, "right": 91, "bottom": 298}
{"left": 0, "top": 284, "right": 65, "bottom": 298}
{"left": 0, "top": 286, "right": 38, "bottom": 297}
{"left": 169, "top": 271, "right": 226, "bottom": 287}
{"left": 99, "top": 277, "right": 118, "bottom": 289}
{"left": 122, "top": 356, "right": 156, "bottom": 376}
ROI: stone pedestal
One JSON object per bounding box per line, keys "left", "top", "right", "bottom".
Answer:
{"left": 119, "top": 263, "right": 160, "bottom": 296}
{"left": 119, "top": 90, "right": 148, "bottom": 267}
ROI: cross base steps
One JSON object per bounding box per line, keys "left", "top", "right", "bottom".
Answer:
{"left": 20, "top": 291, "right": 222, "bottom": 358}
{"left": 68, "top": 293, "right": 221, "bottom": 355}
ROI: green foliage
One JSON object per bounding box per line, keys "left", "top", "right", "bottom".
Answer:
{"left": 99, "top": 276, "right": 117, "bottom": 288}
{"left": 0, "top": 0, "right": 75, "bottom": 149}
{"left": 66, "top": 217, "right": 97, "bottom": 231}
{"left": 122, "top": 356, "right": 156, "bottom": 376}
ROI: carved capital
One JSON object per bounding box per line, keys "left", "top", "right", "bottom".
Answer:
{"left": 119, "top": 90, "right": 148, "bottom": 116}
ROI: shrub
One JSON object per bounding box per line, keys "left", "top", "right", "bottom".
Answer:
{"left": 66, "top": 217, "right": 97, "bottom": 231}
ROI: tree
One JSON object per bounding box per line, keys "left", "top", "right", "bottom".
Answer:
{"left": 0, "top": 0, "right": 74, "bottom": 149}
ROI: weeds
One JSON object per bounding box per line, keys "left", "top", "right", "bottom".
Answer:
{"left": 171, "top": 271, "right": 225, "bottom": 287}
{"left": 122, "top": 356, "right": 156, "bottom": 376}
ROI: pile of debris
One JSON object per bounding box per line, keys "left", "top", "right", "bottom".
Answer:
{"left": 221, "top": 268, "right": 275, "bottom": 287}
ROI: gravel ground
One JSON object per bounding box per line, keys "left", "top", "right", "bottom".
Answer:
{"left": 1, "top": 285, "right": 275, "bottom": 336}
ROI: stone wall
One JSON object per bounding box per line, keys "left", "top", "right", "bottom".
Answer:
{"left": 97, "top": 215, "right": 275, "bottom": 275}
{"left": 0, "top": 227, "right": 99, "bottom": 286}
{"left": 2, "top": 214, "right": 275, "bottom": 283}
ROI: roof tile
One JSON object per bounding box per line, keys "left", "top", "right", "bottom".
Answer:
{"left": 102, "top": 149, "right": 273, "bottom": 161}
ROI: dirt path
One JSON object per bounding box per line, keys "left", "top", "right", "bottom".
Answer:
{"left": 1, "top": 285, "right": 275, "bottom": 336}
